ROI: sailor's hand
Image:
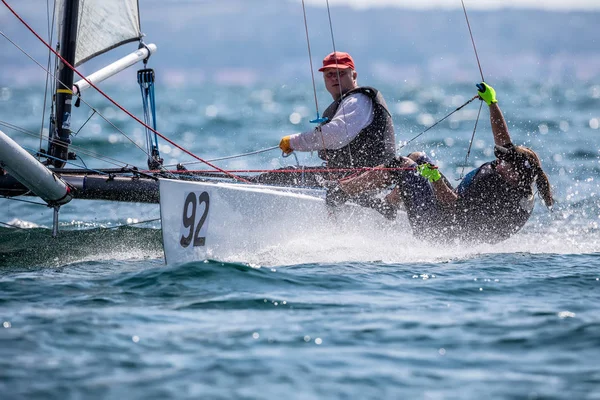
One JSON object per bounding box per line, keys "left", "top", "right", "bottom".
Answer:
{"left": 476, "top": 82, "right": 498, "bottom": 106}
{"left": 279, "top": 136, "right": 293, "bottom": 154}
{"left": 417, "top": 163, "right": 441, "bottom": 183}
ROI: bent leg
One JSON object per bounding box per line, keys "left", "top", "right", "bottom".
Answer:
{"left": 389, "top": 158, "right": 448, "bottom": 238}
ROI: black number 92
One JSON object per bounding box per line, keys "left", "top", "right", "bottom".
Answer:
{"left": 180, "top": 191, "right": 210, "bottom": 248}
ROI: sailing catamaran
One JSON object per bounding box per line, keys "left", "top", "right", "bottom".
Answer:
{"left": 0, "top": 0, "right": 390, "bottom": 264}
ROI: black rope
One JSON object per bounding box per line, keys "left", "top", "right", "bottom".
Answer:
{"left": 72, "top": 109, "right": 97, "bottom": 137}
{"left": 301, "top": 0, "right": 321, "bottom": 119}
{"left": 459, "top": 0, "right": 485, "bottom": 176}
{"left": 461, "top": 0, "right": 484, "bottom": 82}
{"left": 1, "top": 196, "right": 47, "bottom": 206}
{"left": 398, "top": 95, "right": 479, "bottom": 150}
{"left": 457, "top": 99, "right": 484, "bottom": 180}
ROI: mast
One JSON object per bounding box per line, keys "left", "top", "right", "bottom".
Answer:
{"left": 49, "top": 0, "right": 79, "bottom": 168}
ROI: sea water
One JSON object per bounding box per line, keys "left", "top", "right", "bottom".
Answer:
{"left": 1, "top": 79, "right": 600, "bottom": 399}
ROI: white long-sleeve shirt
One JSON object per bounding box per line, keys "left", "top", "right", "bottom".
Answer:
{"left": 288, "top": 93, "right": 373, "bottom": 151}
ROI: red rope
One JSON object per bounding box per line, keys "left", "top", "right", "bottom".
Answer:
{"left": 141, "top": 166, "right": 428, "bottom": 174}
{"left": 2, "top": 0, "right": 249, "bottom": 183}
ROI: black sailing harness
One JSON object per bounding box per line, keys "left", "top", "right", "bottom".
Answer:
{"left": 318, "top": 86, "right": 395, "bottom": 169}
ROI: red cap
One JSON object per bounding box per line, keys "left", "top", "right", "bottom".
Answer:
{"left": 318, "top": 51, "right": 355, "bottom": 72}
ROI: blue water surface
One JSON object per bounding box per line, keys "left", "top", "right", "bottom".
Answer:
{"left": 1, "top": 74, "right": 600, "bottom": 399}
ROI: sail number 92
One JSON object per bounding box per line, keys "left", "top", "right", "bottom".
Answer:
{"left": 180, "top": 191, "right": 210, "bottom": 248}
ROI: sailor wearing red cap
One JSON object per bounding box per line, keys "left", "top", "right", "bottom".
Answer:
{"left": 279, "top": 51, "right": 396, "bottom": 169}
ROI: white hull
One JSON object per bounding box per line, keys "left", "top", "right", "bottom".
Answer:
{"left": 159, "top": 178, "right": 388, "bottom": 264}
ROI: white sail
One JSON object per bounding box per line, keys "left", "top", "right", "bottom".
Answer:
{"left": 56, "top": 0, "right": 142, "bottom": 66}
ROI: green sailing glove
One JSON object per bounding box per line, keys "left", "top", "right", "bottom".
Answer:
{"left": 417, "top": 163, "right": 441, "bottom": 183}
{"left": 476, "top": 82, "right": 498, "bottom": 106}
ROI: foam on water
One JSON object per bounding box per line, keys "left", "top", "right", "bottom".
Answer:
{"left": 213, "top": 201, "right": 600, "bottom": 267}
{"left": 2, "top": 193, "right": 598, "bottom": 269}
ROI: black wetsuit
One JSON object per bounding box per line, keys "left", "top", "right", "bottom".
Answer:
{"left": 382, "top": 157, "right": 535, "bottom": 244}
{"left": 452, "top": 161, "right": 535, "bottom": 244}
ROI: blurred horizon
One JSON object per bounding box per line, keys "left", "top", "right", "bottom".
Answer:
{"left": 1, "top": 0, "right": 599, "bottom": 88}
{"left": 303, "top": 0, "right": 600, "bottom": 10}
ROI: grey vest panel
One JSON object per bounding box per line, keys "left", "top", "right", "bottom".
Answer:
{"left": 318, "top": 86, "right": 396, "bottom": 168}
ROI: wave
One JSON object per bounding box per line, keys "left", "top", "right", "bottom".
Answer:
{"left": 0, "top": 226, "right": 163, "bottom": 269}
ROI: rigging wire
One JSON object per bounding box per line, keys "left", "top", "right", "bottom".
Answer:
{"left": 20, "top": 145, "right": 109, "bottom": 176}
{"left": 1, "top": 0, "right": 487, "bottom": 185}
{"left": 458, "top": 0, "right": 485, "bottom": 179}
{"left": 0, "top": 23, "right": 225, "bottom": 179}
{"left": 325, "top": 0, "right": 342, "bottom": 101}
{"left": 0, "top": 196, "right": 48, "bottom": 206}
{"left": 71, "top": 110, "right": 96, "bottom": 137}
{"left": 398, "top": 95, "right": 479, "bottom": 151}
{"left": 1, "top": 0, "right": 250, "bottom": 183}
{"left": 324, "top": 0, "right": 354, "bottom": 167}
{"left": 457, "top": 100, "right": 483, "bottom": 179}
{"left": 0, "top": 29, "right": 149, "bottom": 157}
{"left": 164, "top": 145, "right": 280, "bottom": 169}
{"left": 38, "top": 0, "right": 57, "bottom": 160}
{"left": 298, "top": 0, "right": 333, "bottom": 177}
{"left": 0, "top": 120, "right": 142, "bottom": 171}
{"left": 301, "top": 0, "right": 322, "bottom": 121}
{"left": 461, "top": 0, "right": 485, "bottom": 82}
{"left": 78, "top": 91, "right": 476, "bottom": 175}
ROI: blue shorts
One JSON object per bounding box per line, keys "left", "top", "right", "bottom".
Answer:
{"left": 456, "top": 168, "right": 478, "bottom": 196}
